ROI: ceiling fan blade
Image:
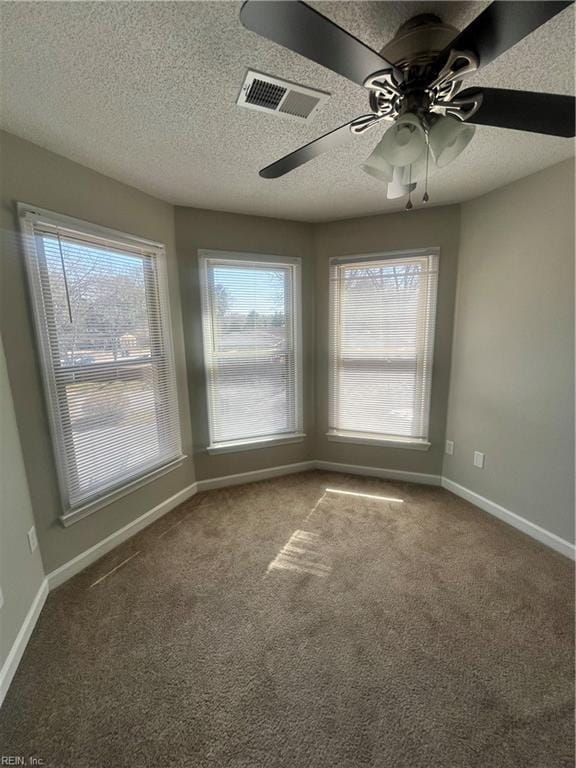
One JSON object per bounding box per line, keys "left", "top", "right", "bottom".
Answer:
{"left": 240, "top": 0, "right": 400, "bottom": 87}
{"left": 459, "top": 88, "right": 575, "bottom": 137}
{"left": 260, "top": 119, "right": 369, "bottom": 178}
{"left": 439, "top": 1, "right": 572, "bottom": 70}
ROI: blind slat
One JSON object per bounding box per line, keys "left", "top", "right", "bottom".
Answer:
{"left": 21, "top": 210, "right": 183, "bottom": 513}
{"left": 200, "top": 255, "right": 302, "bottom": 447}
{"left": 329, "top": 252, "right": 438, "bottom": 442}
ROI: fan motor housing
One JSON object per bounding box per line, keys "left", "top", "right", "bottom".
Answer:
{"left": 366, "top": 14, "right": 482, "bottom": 127}
{"left": 380, "top": 15, "right": 459, "bottom": 70}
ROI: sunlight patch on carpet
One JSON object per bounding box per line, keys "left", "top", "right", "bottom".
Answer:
{"left": 267, "top": 529, "right": 332, "bottom": 577}
{"left": 325, "top": 488, "right": 404, "bottom": 503}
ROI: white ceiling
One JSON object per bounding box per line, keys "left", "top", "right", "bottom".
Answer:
{"left": 1, "top": 1, "right": 574, "bottom": 222}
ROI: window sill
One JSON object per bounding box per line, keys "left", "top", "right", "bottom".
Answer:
{"left": 60, "top": 455, "right": 188, "bottom": 527}
{"left": 207, "top": 434, "right": 306, "bottom": 455}
{"left": 326, "top": 432, "right": 431, "bottom": 451}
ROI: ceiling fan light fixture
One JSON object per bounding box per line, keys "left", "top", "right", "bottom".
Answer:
{"left": 379, "top": 112, "right": 427, "bottom": 166}
{"left": 429, "top": 115, "right": 476, "bottom": 167}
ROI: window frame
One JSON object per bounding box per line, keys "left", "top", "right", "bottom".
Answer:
{"left": 18, "top": 203, "right": 186, "bottom": 525}
{"left": 198, "top": 249, "right": 304, "bottom": 453}
{"left": 327, "top": 247, "right": 439, "bottom": 451}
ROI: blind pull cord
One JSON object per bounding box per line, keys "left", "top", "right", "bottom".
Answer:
{"left": 57, "top": 232, "right": 74, "bottom": 323}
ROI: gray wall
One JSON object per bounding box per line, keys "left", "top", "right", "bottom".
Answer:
{"left": 174, "top": 207, "right": 315, "bottom": 480}
{"left": 0, "top": 131, "right": 195, "bottom": 573}
{"left": 1, "top": 126, "right": 573, "bottom": 602}
{"left": 0, "top": 334, "right": 46, "bottom": 669}
{"left": 444, "top": 160, "right": 575, "bottom": 543}
{"left": 313, "top": 205, "right": 461, "bottom": 476}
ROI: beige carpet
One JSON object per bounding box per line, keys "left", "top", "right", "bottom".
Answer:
{"left": 1, "top": 471, "right": 574, "bottom": 767}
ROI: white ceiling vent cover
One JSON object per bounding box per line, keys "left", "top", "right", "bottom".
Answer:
{"left": 237, "top": 70, "right": 330, "bottom": 121}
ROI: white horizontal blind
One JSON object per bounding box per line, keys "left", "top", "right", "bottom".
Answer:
{"left": 21, "top": 208, "right": 183, "bottom": 515}
{"left": 329, "top": 251, "right": 439, "bottom": 443}
{"left": 200, "top": 254, "right": 302, "bottom": 447}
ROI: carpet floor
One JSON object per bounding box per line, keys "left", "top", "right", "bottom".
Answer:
{"left": 1, "top": 471, "right": 574, "bottom": 768}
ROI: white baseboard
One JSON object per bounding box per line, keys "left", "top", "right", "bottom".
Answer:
{"left": 4, "top": 465, "right": 572, "bottom": 709}
{"left": 315, "top": 460, "right": 442, "bottom": 486}
{"left": 0, "top": 578, "right": 48, "bottom": 708}
{"left": 47, "top": 482, "right": 198, "bottom": 589}
{"left": 196, "top": 461, "right": 316, "bottom": 492}
{"left": 45, "top": 465, "right": 574, "bottom": 595}
{"left": 441, "top": 477, "right": 575, "bottom": 561}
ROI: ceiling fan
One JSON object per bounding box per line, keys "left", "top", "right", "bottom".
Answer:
{"left": 240, "top": 0, "right": 575, "bottom": 208}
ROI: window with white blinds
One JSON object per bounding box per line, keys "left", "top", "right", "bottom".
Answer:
{"left": 199, "top": 252, "right": 303, "bottom": 451}
{"left": 20, "top": 205, "right": 184, "bottom": 520}
{"left": 329, "top": 250, "right": 439, "bottom": 447}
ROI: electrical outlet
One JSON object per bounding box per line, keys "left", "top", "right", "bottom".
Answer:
{"left": 27, "top": 525, "right": 38, "bottom": 553}
{"left": 445, "top": 440, "right": 454, "bottom": 456}
{"left": 473, "top": 451, "right": 485, "bottom": 469}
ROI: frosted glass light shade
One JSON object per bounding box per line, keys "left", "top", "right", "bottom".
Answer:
{"left": 429, "top": 115, "right": 475, "bottom": 167}
{"left": 397, "top": 150, "right": 431, "bottom": 185}
{"left": 361, "top": 163, "right": 393, "bottom": 183}
{"left": 379, "top": 113, "right": 426, "bottom": 166}
{"left": 361, "top": 141, "right": 395, "bottom": 183}
{"left": 387, "top": 166, "right": 417, "bottom": 199}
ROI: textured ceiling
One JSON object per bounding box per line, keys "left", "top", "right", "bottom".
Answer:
{"left": 0, "top": 1, "right": 574, "bottom": 221}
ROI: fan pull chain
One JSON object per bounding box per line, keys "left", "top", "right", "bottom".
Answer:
{"left": 423, "top": 136, "right": 430, "bottom": 203}
{"left": 405, "top": 165, "right": 413, "bottom": 211}
{"left": 57, "top": 232, "right": 74, "bottom": 323}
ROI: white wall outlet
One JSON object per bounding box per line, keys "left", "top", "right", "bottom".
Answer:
{"left": 0, "top": 585, "right": 4, "bottom": 610}
{"left": 445, "top": 440, "right": 454, "bottom": 456}
{"left": 27, "top": 525, "right": 38, "bottom": 553}
{"left": 473, "top": 451, "right": 485, "bottom": 469}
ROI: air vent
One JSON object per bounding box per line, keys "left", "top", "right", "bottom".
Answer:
{"left": 245, "top": 79, "right": 287, "bottom": 110}
{"left": 237, "top": 70, "right": 329, "bottom": 121}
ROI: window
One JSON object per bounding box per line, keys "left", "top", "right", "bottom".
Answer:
{"left": 20, "top": 205, "right": 184, "bottom": 521}
{"left": 199, "top": 252, "right": 303, "bottom": 452}
{"left": 328, "top": 249, "right": 439, "bottom": 448}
